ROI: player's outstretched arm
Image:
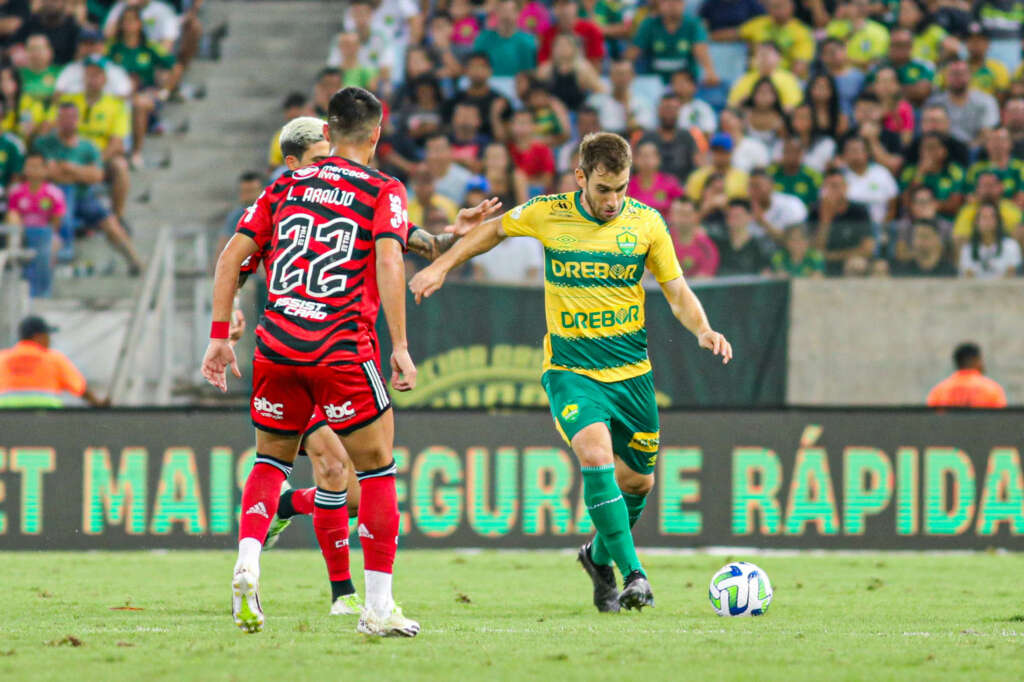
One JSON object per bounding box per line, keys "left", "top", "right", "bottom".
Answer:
{"left": 409, "top": 214, "right": 508, "bottom": 303}
{"left": 659, "top": 276, "right": 733, "bottom": 364}
{"left": 201, "top": 233, "right": 259, "bottom": 391}
{"left": 377, "top": 237, "right": 417, "bottom": 392}
{"left": 407, "top": 198, "right": 503, "bottom": 261}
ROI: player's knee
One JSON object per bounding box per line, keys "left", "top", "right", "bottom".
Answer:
{"left": 619, "top": 474, "right": 654, "bottom": 497}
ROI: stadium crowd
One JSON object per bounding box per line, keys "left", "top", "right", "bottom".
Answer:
{"left": 0, "top": 0, "right": 208, "bottom": 298}
{"left": 236, "top": 0, "right": 1024, "bottom": 284}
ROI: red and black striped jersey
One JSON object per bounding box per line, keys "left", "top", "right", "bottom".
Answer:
{"left": 235, "top": 156, "right": 409, "bottom": 366}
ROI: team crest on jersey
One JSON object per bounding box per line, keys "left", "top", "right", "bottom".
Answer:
{"left": 291, "top": 165, "right": 319, "bottom": 180}
{"left": 561, "top": 403, "right": 580, "bottom": 423}
{"left": 616, "top": 231, "right": 637, "bottom": 255}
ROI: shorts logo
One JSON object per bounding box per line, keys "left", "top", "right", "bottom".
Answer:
{"left": 253, "top": 396, "right": 284, "bottom": 419}
{"left": 616, "top": 231, "right": 637, "bottom": 255}
{"left": 561, "top": 403, "right": 580, "bottom": 423}
{"left": 629, "top": 432, "right": 660, "bottom": 454}
{"left": 647, "top": 454, "right": 658, "bottom": 467}
{"left": 323, "top": 401, "right": 357, "bottom": 422}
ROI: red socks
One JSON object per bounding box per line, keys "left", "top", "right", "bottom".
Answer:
{"left": 238, "top": 455, "right": 291, "bottom": 543}
{"left": 292, "top": 487, "right": 315, "bottom": 515}
{"left": 312, "top": 488, "right": 351, "bottom": 583}
{"left": 356, "top": 462, "right": 399, "bottom": 573}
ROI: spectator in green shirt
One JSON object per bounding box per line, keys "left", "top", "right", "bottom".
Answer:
{"left": 771, "top": 224, "right": 825, "bottom": 277}
{"left": 471, "top": 0, "right": 537, "bottom": 78}
{"left": 0, "top": 128, "right": 25, "bottom": 188}
{"left": 20, "top": 33, "right": 61, "bottom": 106}
{"left": 899, "top": 132, "right": 965, "bottom": 219}
{"left": 626, "top": 0, "right": 719, "bottom": 85}
{"left": 768, "top": 138, "right": 823, "bottom": 207}
{"left": 32, "top": 101, "right": 143, "bottom": 273}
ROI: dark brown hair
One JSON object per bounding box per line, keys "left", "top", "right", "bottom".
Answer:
{"left": 327, "top": 86, "right": 383, "bottom": 143}
{"left": 578, "top": 132, "right": 631, "bottom": 178}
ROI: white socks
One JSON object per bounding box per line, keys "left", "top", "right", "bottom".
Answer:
{"left": 365, "top": 570, "right": 394, "bottom": 615}
{"left": 236, "top": 537, "right": 262, "bottom": 575}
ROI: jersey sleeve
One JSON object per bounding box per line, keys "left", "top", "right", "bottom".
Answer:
{"left": 235, "top": 184, "right": 275, "bottom": 250}
{"left": 372, "top": 179, "right": 410, "bottom": 247}
{"left": 53, "top": 350, "right": 86, "bottom": 397}
{"left": 500, "top": 197, "right": 547, "bottom": 239}
{"left": 646, "top": 218, "right": 683, "bottom": 283}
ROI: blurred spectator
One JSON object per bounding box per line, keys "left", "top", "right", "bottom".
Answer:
{"left": 0, "top": 63, "right": 48, "bottom": 141}
{"left": 738, "top": 0, "right": 814, "bottom": 79}
{"left": 958, "top": 201, "right": 1022, "bottom": 277}
{"left": 586, "top": 59, "right": 656, "bottom": 136}
{"left": 344, "top": 0, "right": 422, "bottom": 53}
{"left": 394, "top": 74, "right": 443, "bottom": 145}
{"left": 628, "top": 140, "right": 683, "bottom": 219}
{"left": 959, "top": 22, "right": 1009, "bottom": 98}
{"left": 848, "top": 93, "right": 904, "bottom": 176}
{"left": 840, "top": 136, "right": 898, "bottom": 228}
{"left": 443, "top": 52, "right": 510, "bottom": 141}
{"left": 538, "top": 0, "right": 605, "bottom": 65}
{"left": 425, "top": 132, "right": 474, "bottom": 205}
{"left": 895, "top": 0, "right": 957, "bottom": 66}
{"left": 423, "top": 13, "right": 463, "bottom": 82}
{"left": 517, "top": 0, "right": 552, "bottom": 37}
{"left": 408, "top": 165, "right": 458, "bottom": 226}
{"left": 57, "top": 28, "right": 132, "bottom": 99}
{"left": 578, "top": 0, "right": 630, "bottom": 44}
{"left": 903, "top": 102, "right": 969, "bottom": 168}
{"left": 711, "top": 198, "right": 773, "bottom": 275}
{"left": 891, "top": 185, "right": 951, "bottom": 261}
{"left": 7, "top": 152, "right": 65, "bottom": 297}
{"left": 507, "top": 109, "right": 555, "bottom": 193}
{"left": 869, "top": 28, "right": 933, "bottom": 107}
{"left": 925, "top": 60, "right": 1000, "bottom": 147}
{"left": 685, "top": 132, "right": 748, "bottom": 201}
{"left": 334, "top": 32, "right": 379, "bottom": 92}
{"left": 952, "top": 170, "right": 1022, "bottom": 248}
{"left": 784, "top": 104, "right": 833, "bottom": 174}
{"left": 770, "top": 224, "right": 824, "bottom": 277}
{"left": 668, "top": 195, "right": 718, "bottom": 278}
{"left": 267, "top": 92, "right": 310, "bottom": 176}
{"left": 523, "top": 79, "right": 571, "bottom": 146}
{"left": 17, "top": 0, "right": 80, "bottom": 65}
{"left": 59, "top": 56, "right": 130, "bottom": 219}
{"left": 768, "top": 136, "right": 822, "bottom": 206}
{"left": 672, "top": 70, "right": 715, "bottom": 135}
{"left": 872, "top": 65, "right": 915, "bottom": 146}
{"left": 1004, "top": 99, "right": 1024, "bottom": 156}
{"left": 805, "top": 72, "right": 848, "bottom": 140}
{"left": 717, "top": 107, "right": 769, "bottom": 172}
{"left": 0, "top": 315, "right": 106, "bottom": 407}
{"left": 481, "top": 142, "right": 528, "bottom": 207}
{"left": 966, "top": 127, "right": 1024, "bottom": 201}
{"left": 741, "top": 77, "right": 786, "bottom": 152}
{"left": 0, "top": 0, "right": 28, "bottom": 52}
{"left": 819, "top": 36, "right": 865, "bottom": 116}
{"left": 536, "top": 33, "right": 603, "bottom": 113}
{"left": 449, "top": 102, "right": 488, "bottom": 174}
{"left": 20, "top": 33, "right": 59, "bottom": 105}
{"left": 628, "top": 0, "right": 718, "bottom": 85}
{"left": 926, "top": 342, "right": 1006, "bottom": 408}
{"left": 216, "top": 170, "right": 263, "bottom": 257}
{"left": 330, "top": 0, "right": 394, "bottom": 91}
{"left": 311, "top": 67, "right": 342, "bottom": 118}
{"left": 449, "top": 0, "right": 481, "bottom": 56}
{"left": 899, "top": 132, "right": 965, "bottom": 220}
{"left": 977, "top": 1, "right": 1024, "bottom": 74}
{"left": 103, "top": 0, "right": 201, "bottom": 75}
{"left": 728, "top": 42, "right": 802, "bottom": 110}
{"left": 700, "top": 0, "right": 764, "bottom": 40}
{"left": 472, "top": 0, "right": 538, "bottom": 78}
{"left": 891, "top": 220, "right": 957, "bottom": 276}
{"left": 824, "top": 0, "right": 889, "bottom": 70}
{"left": 471, "top": 226, "right": 544, "bottom": 284}
{"left": 0, "top": 110, "right": 22, "bottom": 194}
{"left": 557, "top": 104, "right": 600, "bottom": 172}
{"left": 33, "top": 101, "right": 143, "bottom": 273}
{"left": 808, "top": 169, "right": 874, "bottom": 276}
{"left": 748, "top": 167, "right": 807, "bottom": 242}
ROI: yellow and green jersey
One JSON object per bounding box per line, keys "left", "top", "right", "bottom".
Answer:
{"left": 501, "top": 191, "right": 683, "bottom": 383}
{"left": 966, "top": 159, "right": 1024, "bottom": 196}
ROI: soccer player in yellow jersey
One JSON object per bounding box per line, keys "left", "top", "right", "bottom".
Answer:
{"left": 410, "top": 133, "right": 732, "bottom": 612}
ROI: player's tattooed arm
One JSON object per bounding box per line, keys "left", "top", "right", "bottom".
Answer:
{"left": 407, "top": 225, "right": 457, "bottom": 262}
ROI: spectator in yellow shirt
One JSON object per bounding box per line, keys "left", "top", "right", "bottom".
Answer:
{"left": 953, "top": 171, "right": 1021, "bottom": 253}
{"left": 408, "top": 165, "right": 459, "bottom": 226}
{"left": 825, "top": 0, "right": 890, "bottom": 70}
{"left": 59, "top": 56, "right": 130, "bottom": 219}
{"left": 685, "top": 133, "right": 749, "bottom": 201}
{"left": 727, "top": 42, "right": 803, "bottom": 110}
{"left": 961, "top": 23, "right": 1010, "bottom": 98}
{"left": 738, "top": 0, "right": 815, "bottom": 79}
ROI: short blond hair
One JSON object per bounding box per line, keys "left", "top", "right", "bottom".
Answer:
{"left": 279, "top": 116, "right": 326, "bottom": 160}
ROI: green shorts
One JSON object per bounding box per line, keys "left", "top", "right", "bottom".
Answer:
{"left": 541, "top": 369, "right": 660, "bottom": 475}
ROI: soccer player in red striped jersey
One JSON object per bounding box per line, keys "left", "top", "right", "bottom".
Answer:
{"left": 231, "top": 115, "right": 499, "bottom": 618}
{"left": 203, "top": 87, "right": 422, "bottom": 637}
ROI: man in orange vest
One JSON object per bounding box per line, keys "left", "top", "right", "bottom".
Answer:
{"left": 0, "top": 316, "right": 107, "bottom": 407}
{"left": 926, "top": 343, "right": 1007, "bottom": 409}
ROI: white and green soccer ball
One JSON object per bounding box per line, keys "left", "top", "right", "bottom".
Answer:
{"left": 708, "top": 561, "right": 772, "bottom": 617}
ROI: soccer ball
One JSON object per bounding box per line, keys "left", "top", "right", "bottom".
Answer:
{"left": 708, "top": 561, "right": 773, "bottom": 617}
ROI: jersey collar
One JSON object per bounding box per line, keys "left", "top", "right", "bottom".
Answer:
{"left": 574, "top": 190, "right": 622, "bottom": 225}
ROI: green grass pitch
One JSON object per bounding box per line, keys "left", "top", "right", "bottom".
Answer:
{"left": 2, "top": 550, "right": 1023, "bottom": 681}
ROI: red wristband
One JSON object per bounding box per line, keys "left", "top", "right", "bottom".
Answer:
{"left": 210, "top": 321, "right": 229, "bottom": 339}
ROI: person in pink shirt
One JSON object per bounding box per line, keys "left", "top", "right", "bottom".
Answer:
{"left": 518, "top": 0, "right": 553, "bottom": 36}
{"left": 628, "top": 140, "right": 684, "bottom": 220}
{"left": 668, "top": 196, "right": 719, "bottom": 278}
{"left": 7, "top": 152, "right": 67, "bottom": 298}
{"left": 874, "top": 66, "right": 915, "bottom": 145}
{"left": 450, "top": 0, "right": 482, "bottom": 51}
